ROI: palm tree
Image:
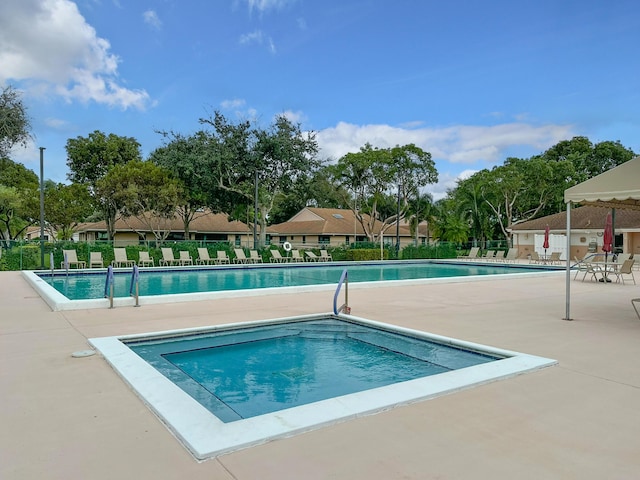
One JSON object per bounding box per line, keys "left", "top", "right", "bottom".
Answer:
{"left": 406, "top": 190, "right": 435, "bottom": 245}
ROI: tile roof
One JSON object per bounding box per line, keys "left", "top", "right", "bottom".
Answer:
{"left": 510, "top": 205, "right": 640, "bottom": 232}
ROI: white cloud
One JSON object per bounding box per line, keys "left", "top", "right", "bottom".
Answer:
{"left": 316, "top": 121, "right": 574, "bottom": 164}
{"left": 239, "top": 29, "right": 276, "bottom": 53}
{"left": 279, "top": 110, "right": 306, "bottom": 124}
{"left": 0, "top": 0, "right": 150, "bottom": 110}
{"left": 221, "top": 98, "right": 246, "bottom": 109}
{"left": 143, "top": 9, "right": 162, "bottom": 30}
{"left": 242, "top": 0, "right": 296, "bottom": 14}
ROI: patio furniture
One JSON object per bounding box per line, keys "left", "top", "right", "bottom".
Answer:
{"left": 291, "top": 250, "right": 305, "bottom": 262}
{"left": 249, "top": 250, "right": 263, "bottom": 263}
{"left": 613, "top": 259, "right": 636, "bottom": 285}
{"left": 178, "top": 251, "right": 193, "bottom": 266}
{"left": 89, "top": 252, "right": 104, "bottom": 268}
{"left": 112, "top": 248, "right": 135, "bottom": 267}
{"left": 160, "top": 248, "right": 180, "bottom": 266}
{"left": 320, "top": 249, "right": 333, "bottom": 261}
{"left": 270, "top": 250, "right": 288, "bottom": 263}
{"left": 233, "top": 248, "right": 250, "bottom": 264}
{"left": 305, "top": 251, "right": 320, "bottom": 262}
{"left": 214, "top": 251, "right": 231, "bottom": 265}
{"left": 60, "top": 249, "right": 86, "bottom": 269}
{"left": 138, "top": 251, "right": 155, "bottom": 267}
{"left": 632, "top": 298, "right": 640, "bottom": 320}
{"left": 457, "top": 247, "right": 479, "bottom": 261}
{"left": 196, "top": 248, "right": 215, "bottom": 265}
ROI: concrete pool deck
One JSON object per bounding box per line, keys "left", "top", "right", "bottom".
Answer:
{"left": 1, "top": 266, "right": 639, "bottom": 479}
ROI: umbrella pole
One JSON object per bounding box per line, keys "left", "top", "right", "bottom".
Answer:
{"left": 564, "top": 203, "right": 572, "bottom": 321}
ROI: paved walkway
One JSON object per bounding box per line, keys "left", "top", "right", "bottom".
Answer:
{"left": 1, "top": 269, "right": 639, "bottom": 479}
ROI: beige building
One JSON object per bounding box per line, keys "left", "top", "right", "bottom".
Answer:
{"left": 75, "top": 210, "right": 254, "bottom": 247}
{"left": 267, "top": 207, "right": 425, "bottom": 248}
{"left": 510, "top": 205, "right": 640, "bottom": 260}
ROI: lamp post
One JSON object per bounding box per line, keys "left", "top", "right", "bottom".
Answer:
{"left": 39, "top": 147, "right": 46, "bottom": 269}
{"left": 253, "top": 167, "right": 258, "bottom": 250}
{"left": 395, "top": 183, "right": 402, "bottom": 257}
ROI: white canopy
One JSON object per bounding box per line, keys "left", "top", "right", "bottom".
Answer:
{"left": 564, "top": 155, "right": 640, "bottom": 210}
{"left": 563, "top": 155, "right": 640, "bottom": 321}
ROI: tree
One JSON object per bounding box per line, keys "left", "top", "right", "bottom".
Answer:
{"left": 44, "top": 183, "right": 94, "bottom": 240}
{"left": 200, "top": 112, "right": 320, "bottom": 247}
{"left": 406, "top": 191, "right": 435, "bottom": 246}
{"left": 430, "top": 199, "right": 469, "bottom": 244}
{"left": 65, "top": 131, "right": 142, "bottom": 239}
{"left": 96, "top": 160, "right": 182, "bottom": 243}
{"left": 330, "top": 143, "right": 437, "bottom": 242}
{"left": 0, "top": 86, "right": 32, "bottom": 158}
{"left": 0, "top": 157, "right": 39, "bottom": 244}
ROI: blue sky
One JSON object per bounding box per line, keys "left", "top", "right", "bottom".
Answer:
{"left": 2, "top": 0, "right": 639, "bottom": 200}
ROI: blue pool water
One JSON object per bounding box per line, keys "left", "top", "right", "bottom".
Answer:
{"left": 128, "top": 318, "right": 501, "bottom": 422}
{"left": 39, "top": 261, "right": 542, "bottom": 300}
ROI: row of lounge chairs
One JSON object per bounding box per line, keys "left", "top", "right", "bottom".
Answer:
{"left": 59, "top": 247, "right": 334, "bottom": 269}
{"left": 457, "top": 247, "right": 519, "bottom": 263}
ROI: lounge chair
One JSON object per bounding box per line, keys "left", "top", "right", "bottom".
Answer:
{"left": 112, "top": 248, "right": 135, "bottom": 267}
{"left": 249, "top": 250, "right": 263, "bottom": 263}
{"left": 305, "top": 251, "right": 320, "bottom": 262}
{"left": 270, "top": 249, "right": 288, "bottom": 263}
{"left": 613, "top": 259, "right": 636, "bottom": 285}
{"left": 179, "top": 251, "right": 193, "bottom": 266}
{"left": 61, "top": 249, "right": 86, "bottom": 269}
{"left": 89, "top": 251, "right": 104, "bottom": 268}
{"left": 196, "top": 248, "right": 215, "bottom": 265}
{"left": 573, "top": 256, "right": 591, "bottom": 280}
{"left": 320, "top": 249, "right": 332, "bottom": 262}
{"left": 291, "top": 250, "right": 305, "bottom": 262}
{"left": 504, "top": 248, "right": 518, "bottom": 263}
{"left": 529, "top": 252, "right": 541, "bottom": 264}
{"left": 457, "top": 247, "right": 479, "bottom": 261}
{"left": 548, "top": 252, "right": 562, "bottom": 264}
{"left": 493, "top": 250, "right": 506, "bottom": 262}
{"left": 215, "top": 251, "right": 230, "bottom": 265}
{"left": 138, "top": 251, "right": 155, "bottom": 267}
{"left": 482, "top": 250, "right": 496, "bottom": 261}
{"left": 160, "top": 248, "right": 180, "bottom": 266}
{"left": 234, "top": 248, "right": 250, "bottom": 264}
{"left": 632, "top": 298, "right": 640, "bottom": 320}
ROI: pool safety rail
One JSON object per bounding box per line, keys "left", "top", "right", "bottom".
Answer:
{"left": 104, "top": 265, "right": 141, "bottom": 309}
{"left": 104, "top": 266, "right": 115, "bottom": 308}
{"left": 333, "top": 269, "right": 350, "bottom": 315}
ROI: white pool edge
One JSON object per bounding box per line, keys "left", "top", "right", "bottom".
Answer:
{"left": 22, "top": 268, "right": 564, "bottom": 311}
{"left": 88, "top": 312, "right": 557, "bottom": 460}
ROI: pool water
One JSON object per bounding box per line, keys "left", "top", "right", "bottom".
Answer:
{"left": 129, "top": 318, "right": 499, "bottom": 422}
{"left": 40, "top": 261, "right": 541, "bottom": 300}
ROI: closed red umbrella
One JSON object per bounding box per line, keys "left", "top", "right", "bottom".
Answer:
{"left": 543, "top": 225, "right": 550, "bottom": 258}
{"left": 601, "top": 213, "right": 613, "bottom": 282}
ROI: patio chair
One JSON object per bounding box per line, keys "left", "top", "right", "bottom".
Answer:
{"left": 493, "top": 250, "right": 506, "bottom": 262}
{"left": 112, "top": 248, "right": 135, "bottom": 268}
{"left": 305, "top": 251, "right": 320, "bottom": 262}
{"left": 457, "top": 247, "right": 479, "bottom": 261}
{"left": 196, "top": 248, "right": 215, "bottom": 265}
{"left": 138, "top": 251, "right": 155, "bottom": 267}
{"left": 482, "top": 250, "right": 496, "bottom": 261}
{"left": 178, "top": 251, "right": 193, "bottom": 266}
{"left": 573, "top": 256, "right": 591, "bottom": 280}
{"left": 320, "top": 249, "right": 333, "bottom": 262}
{"left": 61, "top": 249, "right": 86, "bottom": 269}
{"left": 504, "top": 248, "right": 519, "bottom": 263}
{"left": 249, "top": 250, "right": 263, "bottom": 263}
{"left": 632, "top": 298, "right": 640, "bottom": 320}
{"left": 529, "top": 252, "right": 541, "bottom": 264}
{"left": 269, "top": 250, "right": 288, "bottom": 263}
{"left": 89, "top": 251, "right": 104, "bottom": 268}
{"left": 613, "top": 259, "right": 636, "bottom": 285}
{"left": 233, "top": 248, "right": 250, "bottom": 264}
{"left": 291, "top": 250, "right": 305, "bottom": 262}
{"left": 548, "top": 252, "right": 562, "bottom": 264}
{"left": 214, "top": 251, "right": 230, "bottom": 265}
{"left": 160, "top": 248, "right": 180, "bottom": 266}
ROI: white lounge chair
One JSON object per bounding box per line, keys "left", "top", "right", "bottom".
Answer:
{"left": 160, "top": 248, "right": 180, "bottom": 266}
{"left": 249, "top": 250, "right": 263, "bottom": 263}
{"left": 613, "top": 259, "right": 636, "bottom": 285}
{"left": 112, "top": 248, "right": 135, "bottom": 267}
{"left": 270, "top": 250, "right": 288, "bottom": 263}
{"left": 89, "top": 251, "right": 104, "bottom": 268}
{"left": 457, "top": 247, "right": 479, "bottom": 261}
{"left": 61, "top": 249, "right": 86, "bottom": 269}
{"left": 320, "top": 249, "right": 332, "bottom": 261}
{"left": 291, "top": 250, "right": 305, "bottom": 262}
{"left": 138, "top": 251, "right": 155, "bottom": 267}
{"left": 234, "top": 248, "right": 250, "bottom": 264}
{"left": 215, "top": 251, "right": 230, "bottom": 265}
{"left": 305, "top": 251, "right": 320, "bottom": 262}
{"left": 178, "top": 251, "right": 193, "bottom": 266}
{"left": 504, "top": 248, "right": 518, "bottom": 263}
{"left": 196, "top": 248, "right": 215, "bottom": 265}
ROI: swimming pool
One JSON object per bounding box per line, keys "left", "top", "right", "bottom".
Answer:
{"left": 89, "top": 313, "right": 557, "bottom": 459}
{"left": 24, "top": 260, "right": 560, "bottom": 311}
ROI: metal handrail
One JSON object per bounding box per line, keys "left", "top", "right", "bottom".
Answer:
{"left": 333, "top": 269, "right": 350, "bottom": 315}
{"left": 104, "top": 266, "right": 114, "bottom": 308}
{"left": 129, "top": 265, "right": 140, "bottom": 307}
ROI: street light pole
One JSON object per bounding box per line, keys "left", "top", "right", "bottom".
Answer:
{"left": 39, "top": 147, "right": 46, "bottom": 269}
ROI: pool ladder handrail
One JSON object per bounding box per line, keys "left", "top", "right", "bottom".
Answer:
{"left": 333, "top": 269, "right": 350, "bottom": 315}
{"left": 129, "top": 264, "right": 140, "bottom": 307}
{"left": 104, "top": 265, "right": 115, "bottom": 308}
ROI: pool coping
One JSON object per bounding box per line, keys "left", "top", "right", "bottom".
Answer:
{"left": 21, "top": 261, "right": 564, "bottom": 311}
{"left": 88, "top": 312, "right": 557, "bottom": 460}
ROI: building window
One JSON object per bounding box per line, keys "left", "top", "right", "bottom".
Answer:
{"left": 279, "top": 236, "right": 287, "bottom": 244}
{"left": 319, "top": 235, "right": 330, "bottom": 245}
{"left": 235, "top": 235, "right": 241, "bottom": 246}
{"left": 302, "top": 236, "right": 306, "bottom": 244}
